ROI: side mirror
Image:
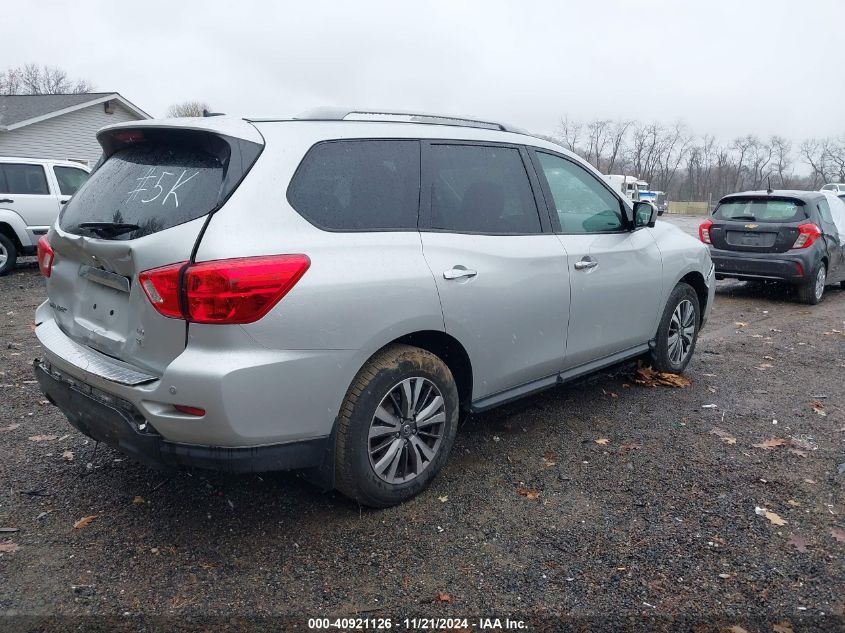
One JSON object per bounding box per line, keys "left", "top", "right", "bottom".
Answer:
{"left": 633, "top": 201, "right": 657, "bottom": 228}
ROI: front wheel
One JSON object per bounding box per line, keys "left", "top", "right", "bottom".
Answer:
{"left": 650, "top": 282, "right": 700, "bottom": 374}
{"left": 334, "top": 345, "right": 459, "bottom": 508}
{"left": 798, "top": 262, "right": 826, "bottom": 305}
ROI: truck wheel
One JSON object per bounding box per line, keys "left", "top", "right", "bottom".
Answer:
{"left": 334, "top": 345, "right": 459, "bottom": 508}
{"left": 0, "top": 234, "right": 17, "bottom": 276}
{"left": 798, "top": 262, "right": 825, "bottom": 305}
{"left": 650, "top": 282, "right": 700, "bottom": 374}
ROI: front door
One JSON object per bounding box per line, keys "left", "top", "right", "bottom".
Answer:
{"left": 419, "top": 142, "right": 570, "bottom": 400}
{"left": 531, "top": 150, "right": 663, "bottom": 369}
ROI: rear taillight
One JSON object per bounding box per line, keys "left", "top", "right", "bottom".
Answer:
{"left": 37, "top": 236, "right": 54, "bottom": 277}
{"left": 792, "top": 223, "right": 822, "bottom": 249}
{"left": 139, "top": 262, "right": 186, "bottom": 318}
{"left": 139, "top": 255, "right": 310, "bottom": 324}
{"left": 699, "top": 219, "right": 713, "bottom": 244}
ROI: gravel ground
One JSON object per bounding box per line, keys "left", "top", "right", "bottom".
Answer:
{"left": 1, "top": 219, "right": 844, "bottom": 631}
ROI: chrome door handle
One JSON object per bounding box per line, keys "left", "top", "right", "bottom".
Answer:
{"left": 443, "top": 268, "right": 478, "bottom": 280}
{"left": 574, "top": 258, "right": 598, "bottom": 270}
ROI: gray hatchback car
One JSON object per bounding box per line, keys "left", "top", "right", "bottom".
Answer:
{"left": 34, "top": 109, "right": 714, "bottom": 506}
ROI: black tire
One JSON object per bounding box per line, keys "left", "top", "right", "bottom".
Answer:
{"left": 650, "top": 282, "right": 700, "bottom": 374}
{"left": 334, "top": 344, "right": 459, "bottom": 508}
{"left": 797, "top": 261, "right": 826, "bottom": 305}
{"left": 0, "top": 233, "right": 18, "bottom": 276}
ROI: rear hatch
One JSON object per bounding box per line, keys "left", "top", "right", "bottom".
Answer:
{"left": 44, "top": 122, "right": 263, "bottom": 374}
{"left": 709, "top": 196, "right": 807, "bottom": 253}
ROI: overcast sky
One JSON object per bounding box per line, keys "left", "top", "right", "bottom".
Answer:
{"left": 4, "top": 0, "right": 844, "bottom": 143}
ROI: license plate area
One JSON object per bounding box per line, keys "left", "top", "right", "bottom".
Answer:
{"left": 726, "top": 231, "right": 776, "bottom": 248}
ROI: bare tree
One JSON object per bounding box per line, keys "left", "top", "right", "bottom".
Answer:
{"left": 556, "top": 116, "right": 583, "bottom": 153}
{"left": 166, "top": 101, "right": 211, "bottom": 118}
{"left": 0, "top": 63, "right": 93, "bottom": 94}
{"left": 769, "top": 136, "right": 793, "bottom": 188}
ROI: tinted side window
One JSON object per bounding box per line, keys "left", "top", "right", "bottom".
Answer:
{"left": 1, "top": 164, "right": 49, "bottom": 195}
{"left": 287, "top": 140, "right": 420, "bottom": 230}
{"left": 536, "top": 152, "right": 623, "bottom": 233}
{"left": 428, "top": 145, "right": 541, "bottom": 234}
{"left": 53, "top": 166, "right": 89, "bottom": 196}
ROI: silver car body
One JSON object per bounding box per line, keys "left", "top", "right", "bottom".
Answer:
{"left": 34, "top": 113, "right": 714, "bottom": 462}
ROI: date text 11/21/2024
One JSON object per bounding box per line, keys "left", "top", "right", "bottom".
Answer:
{"left": 307, "top": 617, "right": 528, "bottom": 630}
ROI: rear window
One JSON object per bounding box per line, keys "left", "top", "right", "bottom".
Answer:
{"left": 714, "top": 199, "right": 806, "bottom": 223}
{"left": 287, "top": 140, "right": 420, "bottom": 231}
{"left": 0, "top": 163, "right": 49, "bottom": 195}
{"left": 60, "top": 130, "right": 261, "bottom": 240}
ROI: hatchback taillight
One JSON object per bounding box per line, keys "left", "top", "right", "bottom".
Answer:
{"left": 139, "top": 255, "right": 310, "bottom": 324}
{"left": 37, "top": 236, "right": 54, "bottom": 277}
{"left": 792, "top": 223, "right": 822, "bottom": 249}
{"left": 699, "top": 219, "right": 713, "bottom": 244}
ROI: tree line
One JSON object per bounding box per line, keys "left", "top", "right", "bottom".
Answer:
{"left": 542, "top": 117, "right": 845, "bottom": 202}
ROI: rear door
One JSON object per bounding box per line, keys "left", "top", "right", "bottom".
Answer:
{"left": 817, "top": 197, "right": 844, "bottom": 279}
{"left": 530, "top": 149, "right": 662, "bottom": 369}
{"left": 51, "top": 164, "right": 90, "bottom": 208}
{"left": 709, "top": 197, "right": 807, "bottom": 254}
{"left": 0, "top": 162, "right": 60, "bottom": 228}
{"left": 419, "top": 141, "right": 570, "bottom": 399}
{"left": 45, "top": 125, "right": 262, "bottom": 374}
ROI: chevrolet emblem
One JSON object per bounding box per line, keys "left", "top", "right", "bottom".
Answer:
{"left": 745, "top": 223, "right": 759, "bottom": 229}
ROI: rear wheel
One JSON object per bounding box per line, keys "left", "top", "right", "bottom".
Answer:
{"left": 798, "top": 262, "right": 826, "bottom": 305}
{"left": 334, "top": 345, "right": 459, "bottom": 507}
{"left": 0, "top": 233, "right": 17, "bottom": 276}
{"left": 650, "top": 282, "right": 700, "bottom": 374}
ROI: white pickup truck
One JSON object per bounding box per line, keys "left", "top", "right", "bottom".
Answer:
{"left": 0, "top": 156, "right": 90, "bottom": 274}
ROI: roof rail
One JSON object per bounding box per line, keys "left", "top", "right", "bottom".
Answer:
{"left": 293, "top": 107, "right": 527, "bottom": 134}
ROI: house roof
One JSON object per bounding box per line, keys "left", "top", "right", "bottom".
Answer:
{"left": 0, "top": 93, "right": 151, "bottom": 131}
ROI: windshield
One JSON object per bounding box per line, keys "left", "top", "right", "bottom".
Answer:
{"left": 714, "top": 199, "right": 806, "bottom": 223}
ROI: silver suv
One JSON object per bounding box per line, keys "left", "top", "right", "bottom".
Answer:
{"left": 34, "top": 109, "right": 714, "bottom": 507}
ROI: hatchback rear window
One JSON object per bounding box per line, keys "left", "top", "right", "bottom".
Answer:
{"left": 714, "top": 199, "right": 806, "bottom": 223}
{"left": 60, "top": 129, "right": 261, "bottom": 240}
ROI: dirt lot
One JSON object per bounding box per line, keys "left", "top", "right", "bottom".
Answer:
{"left": 1, "top": 220, "right": 844, "bottom": 631}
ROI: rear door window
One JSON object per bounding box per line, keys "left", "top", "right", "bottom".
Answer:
{"left": 0, "top": 163, "right": 49, "bottom": 195}
{"left": 715, "top": 199, "right": 806, "bottom": 223}
{"left": 53, "top": 166, "right": 89, "bottom": 196}
{"left": 287, "top": 140, "right": 420, "bottom": 230}
{"left": 426, "top": 144, "right": 542, "bottom": 234}
{"left": 59, "top": 130, "right": 258, "bottom": 240}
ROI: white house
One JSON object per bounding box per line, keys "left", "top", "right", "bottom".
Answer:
{"left": 0, "top": 93, "right": 151, "bottom": 167}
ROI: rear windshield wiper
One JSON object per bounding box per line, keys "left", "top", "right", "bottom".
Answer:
{"left": 78, "top": 222, "right": 141, "bottom": 238}
{"left": 729, "top": 215, "right": 756, "bottom": 221}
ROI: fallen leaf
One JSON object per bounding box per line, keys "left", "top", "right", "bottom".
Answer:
{"left": 787, "top": 448, "right": 807, "bottom": 458}
{"left": 710, "top": 427, "right": 737, "bottom": 445}
{"left": 62, "top": 450, "right": 74, "bottom": 462}
{"left": 752, "top": 438, "right": 788, "bottom": 450}
{"left": 755, "top": 506, "right": 787, "bottom": 526}
{"left": 772, "top": 622, "right": 794, "bottom": 633}
{"left": 718, "top": 573, "right": 732, "bottom": 579}
{"left": 787, "top": 534, "right": 808, "bottom": 553}
{"left": 73, "top": 515, "right": 97, "bottom": 529}
{"left": 756, "top": 363, "right": 773, "bottom": 371}
{"left": 516, "top": 487, "right": 540, "bottom": 500}
{"left": 810, "top": 400, "right": 827, "bottom": 416}
{"left": 803, "top": 478, "right": 817, "bottom": 484}
{"left": 633, "top": 366, "right": 691, "bottom": 388}
{"left": 1, "top": 424, "right": 20, "bottom": 432}
{"left": 28, "top": 435, "right": 58, "bottom": 442}
{"left": 132, "top": 496, "right": 145, "bottom": 505}
{"left": 619, "top": 442, "right": 642, "bottom": 451}
{"left": 435, "top": 591, "right": 452, "bottom": 603}
{"left": 725, "top": 626, "right": 750, "bottom": 633}
{"left": 595, "top": 438, "right": 609, "bottom": 445}
{"left": 0, "top": 542, "right": 20, "bottom": 553}
{"left": 831, "top": 528, "right": 845, "bottom": 544}
{"left": 735, "top": 321, "right": 749, "bottom": 327}
{"left": 437, "top": 495, "right": 448, "bottom": 503}
{"left": 541, "top": 451, "right": 558, "bottom": 466}
{"left": 786, "top": 500, "right": 800, "bottom": 507}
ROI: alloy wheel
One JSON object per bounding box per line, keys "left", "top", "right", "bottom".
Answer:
{"left": 368, "top": 377, "right": 446, "bottom": 484}
{"left": 0, "top": 242, "right": 7, "bottom": 269}
{"left": 814, "top": 265, "right": 826, "bottom": 301}
{"left": 667, "top": 299, "right": 695, "bottom": 365}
